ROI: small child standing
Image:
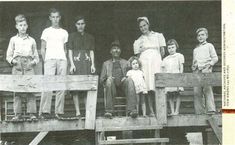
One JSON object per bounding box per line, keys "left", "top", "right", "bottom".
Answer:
{"left": 162, "top": 39, "right": 184, "bottom": 116}
{"left": 6, "top": 14, "right": 39, "bottom": 121}
{"left": 192, "top": 28, "right": 218, "bottom": 115}
{"left": 127, "top": 56, "right": 147, "bottom": 116}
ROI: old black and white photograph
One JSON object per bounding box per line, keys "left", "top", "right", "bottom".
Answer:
{"left": 0, "top": 1, "right": 223, "bottom": 145}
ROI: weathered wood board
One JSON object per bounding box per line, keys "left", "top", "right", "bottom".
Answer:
{"left": 0, "top": 75, "right": 98, "bottom": 92}
{"left": 155, "top": 73, "right": 221, "bottom": 87}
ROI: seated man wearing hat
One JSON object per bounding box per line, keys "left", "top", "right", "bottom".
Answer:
{"left": 100, "top": 40, "right": 138, "bottom": 118}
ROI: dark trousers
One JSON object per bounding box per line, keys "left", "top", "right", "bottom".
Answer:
{"left": 104, "top": 77, "right": 137, "bottom": 114}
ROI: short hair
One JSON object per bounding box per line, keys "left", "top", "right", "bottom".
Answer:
{"left": 128, "top": 56, "right": 142, "bottom": 69}
{"left": 111, "top": 40, "right": 121, "bottom": 48}
{"left": 196, "top": 27, "right": 208, "bottom": 35}
{"left": 15, "top": 14, "right": 27, "bottom": 24}
{"left": 74, "top": 15, "right": 86, "bottom": 23}
{"left": 167, "top": 39, "right": 179, "bottom": 49}
{"left": 49, "top": 8, "right": 60, "bottom": 16}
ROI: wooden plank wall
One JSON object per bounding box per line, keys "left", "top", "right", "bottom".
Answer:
{"left": 0, "top": 1, "right": 221, "bottom": 119}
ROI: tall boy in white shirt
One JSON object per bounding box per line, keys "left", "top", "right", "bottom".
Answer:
{"left": 39, "top": 8, "right": 68, "bottom": 119}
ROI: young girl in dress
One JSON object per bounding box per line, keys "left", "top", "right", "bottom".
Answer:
{"left": 162, "top": 39, "right": 184, "bottom": 115}
{"left": 127, "top": 56, "right": 147, "bottom": 116}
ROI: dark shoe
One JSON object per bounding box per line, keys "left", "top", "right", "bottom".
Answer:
{"left": 39, "top": 113, "right": 50, "bottom": 120}
{"left": 129, "top": 111, "right": 138, "bottom": 118}
{"left": 104, "top": 112, "right": 112, "bottom": 119}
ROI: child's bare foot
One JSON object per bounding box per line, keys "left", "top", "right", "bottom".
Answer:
{"left": 11, "top": 114, "right": 22, "bottom": 121}
{"left": 174, "top": 111, "right": 179, "bottom": 115}
{"left": 74, "top": 115, "right": 81, "bottom": 119}
{"left": 149, "top": 113, "right": 155, "bottom": 117}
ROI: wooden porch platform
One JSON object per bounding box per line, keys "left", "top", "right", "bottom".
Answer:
{"left": 0, "top": 114, "right": 221, "bottom": 133}
{"left": 96, "top": 114, "right": 222, "bottom": 132}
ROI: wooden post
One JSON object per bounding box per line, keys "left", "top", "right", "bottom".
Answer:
{"left": 85, "top": 90, "right": 98, "bottom": 129}
{"left": 155, "top": 87, "right": 167, "bottom": 125}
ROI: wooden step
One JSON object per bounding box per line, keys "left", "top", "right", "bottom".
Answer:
{"left": 99, "top": 138, "right": 169, "bottom": 144}
{"left": 114, "top": 105, "right": 126, "bottom": 108}
{"left": 98, "top": 125, "right": 163, "bottom": 132}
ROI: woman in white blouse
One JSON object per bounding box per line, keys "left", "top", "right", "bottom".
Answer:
{"left": 133, "top": 16, "right": 166, "bottom": 116}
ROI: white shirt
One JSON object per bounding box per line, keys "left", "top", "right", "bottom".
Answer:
{"left": 193, "top": 42, "right": 218, "bottom": 70}
{"left": 6, "top": 34, "right": 39, "bottom": 64}
{"left": 41, "top": 27, "right": 68, "bottom": 60}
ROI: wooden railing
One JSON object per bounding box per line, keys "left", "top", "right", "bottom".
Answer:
{"left": 0, "top": 75, "right": 99, "bottom": 130}
{"left": 154, "top": 72, "right": 222, "bottom": 125}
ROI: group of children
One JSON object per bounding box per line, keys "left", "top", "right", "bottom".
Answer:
{"left": 6, "top": 8, "right": 218, "bottom": 121}
{"left": 128, "top": 27, "right": 218, "bottom": 116}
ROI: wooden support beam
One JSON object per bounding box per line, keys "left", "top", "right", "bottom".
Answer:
{"left": 207, "top": 117, "right": 222, "bottom": 143}
{"left": 0, "top": 119, "right": 85, "bottom": 133}
{"left": 29, "top": 131, "right": 48, "bottom": 145}
{"left": 98, "top": 138, "right": 169, "bottom": 144}
{"left": 97, "top": 125, "right": 163, "bottom": 132}
{"left": 155, "top": 73, "right": 221, "bottom": 87}
{"left": 96, "top": 117, "right": 158, "bottom": 132}
{"left": 96, "top": 114, "right": 222, "bottom": 132}
{"left": 155, "top": 87, "right": 167, "bottom": 125}
{"left": 0, "top": 75, "right": 98, "bottom": 92}
{"left": 85, "top": 90, "right": 98, "bottom": 129}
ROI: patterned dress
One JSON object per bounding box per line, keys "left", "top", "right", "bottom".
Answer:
{"left": 126, "top": 69, "right": 147, "bottom": 94}
{"left": 68, "top": 32, "right": 95, "bottom": 75}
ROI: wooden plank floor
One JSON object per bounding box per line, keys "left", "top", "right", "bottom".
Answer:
{"left": 0, "top": 114, "right": 221, "bottom": 133}
{"left": 0, "top": 119, "right": 85, "bottom": 133}
{"left": 96, "top": 114, "right": 222, "bottom": 132}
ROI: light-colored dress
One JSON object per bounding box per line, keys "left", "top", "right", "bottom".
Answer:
{"left": 126, "top": 69, "right": 147, "bottom": 94}
{"left": 133, "top": 31, "right": 166, "bottom": 91}
{"left": 162, "top": 53, "right": 185, "bottom": 92}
